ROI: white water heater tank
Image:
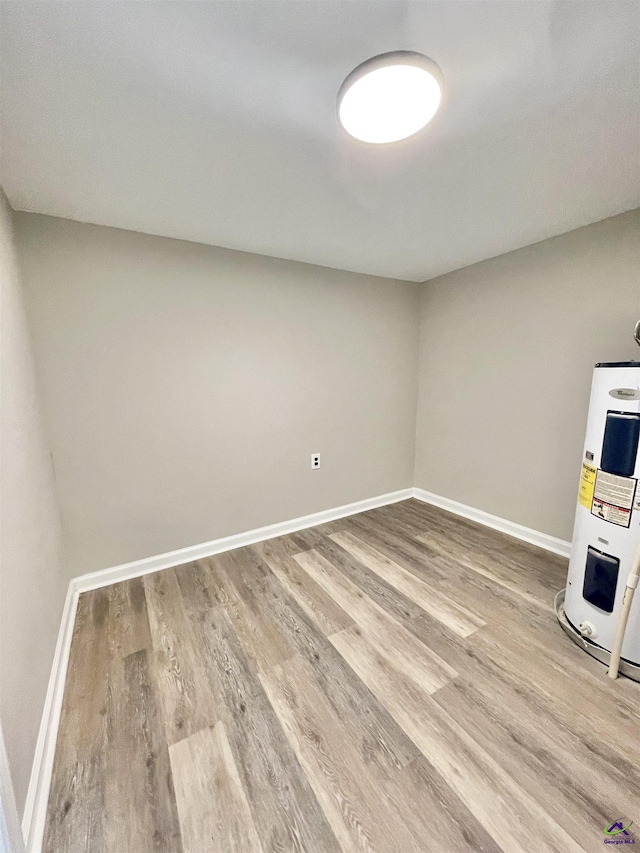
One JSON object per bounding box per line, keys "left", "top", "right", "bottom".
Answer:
{"left": 559, "top": 360, "right": 640, "bottom": 680}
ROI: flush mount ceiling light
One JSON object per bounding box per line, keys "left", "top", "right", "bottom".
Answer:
{"left": 337, "top": 51, "right": 443, "bottom": 144}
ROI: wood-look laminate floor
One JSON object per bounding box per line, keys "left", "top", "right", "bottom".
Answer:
{"left": 44, "top": 499, "right": 640, "bottom": 853}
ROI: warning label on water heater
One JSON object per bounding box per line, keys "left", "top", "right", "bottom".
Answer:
{"left": 590, "top": 469, "right": 637, "bottom": 528}
{"left": 578, "top": 462, "right": 597, "bottom": 509}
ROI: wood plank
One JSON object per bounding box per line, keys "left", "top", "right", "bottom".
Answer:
{"left": 193, "top": 552, "right": 301, "bottom": 672}
{"left": 398, "top": 498, "right": 568, "bottom": 585}
{"left": 252, "top": 534, "right": 307, "bottom": 560}
{"left": 169, "top": 721, "right": 263, "bottom": 853}
{"left": 347, "top": 510, "right": 559, "bottom": 635}
{"left": 342, "top": 511, "right": 461, "bottom": 585}
{"left": 312, "top": 535, "right": 428, "bottom": 625}
{"left": 330, "top": 529, "right": 486, "bottom": 637}
{"left": 287, "top": 519, "right": 351, "bottom": 551}
{"left": 104, "top": 649, "right": 183, "bottom": 853}
{"left": 330, "top": 627, "right": 584, "bottom": 852}
{"left": 408, "top": 607, "right": 640, "bottom": 798}
{"left": 475, "top": 621, "right": 640, "bottom": 765}
{"left": 345, "top": 506, "right": 558, "bottom": 614}
{"left": 399, "top": 498, "right": 567, "bottom": 594}
{"left": 256, "top": 544, "right": 354, "bottom": 637}
{"left": 432, "top": 677, "right": 640, "bottom": 850}
{"left": 143, "top": 568, "right": 217, "bottom": 745}
{"left": 415, "top": 530, "right": 557, "bottom": 610}
{"left": 397, "top": 755, "right": 504, "bottom": 853}
{"left": 294, "top": 549, "right": 457, "bottom": 693}
{"left": 106, "top": 577, "right": 151, "bottom": 658}
{"left": 43, "top": 590, "right": 110, "bottom": 853}
{"left": 260, "top": 653, "right": 428, "bottom": 853}
{"left": 186, "top": 549, "right": 421, "bottom": 773}
{"left": 177, "top": 579, "right": 342, "bottom": 853}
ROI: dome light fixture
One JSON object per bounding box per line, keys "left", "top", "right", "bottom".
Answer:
{"left": 337, "top": 51, "right": 443, "bottom": 144}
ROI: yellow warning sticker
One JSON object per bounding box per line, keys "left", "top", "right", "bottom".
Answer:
{"left": 578, "top": 462, "right": 597, "bottom": 509}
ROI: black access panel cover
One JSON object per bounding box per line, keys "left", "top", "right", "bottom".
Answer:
{"left": 600, "top": 411, "right": 640, "bottom": 477}
{"left": 582, "top": 546, "right": 620, "bottom": 613}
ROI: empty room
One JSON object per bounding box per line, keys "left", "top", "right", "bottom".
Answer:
{"left": 1, "top": 2, "right": 639, "bottom": 852}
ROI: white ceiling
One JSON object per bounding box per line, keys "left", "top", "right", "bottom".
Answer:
{"left": 1, "top": 2, "right": 639, "bottom": 282}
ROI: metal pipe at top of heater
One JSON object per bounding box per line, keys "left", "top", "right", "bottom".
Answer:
{"left": 608, "top": 539, "right": 640, "bottom": 679}
{"left": 635, "top": 319, "right": 640, "bottom": 348}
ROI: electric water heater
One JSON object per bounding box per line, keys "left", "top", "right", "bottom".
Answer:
{"left": 557, "top": 328, "right": 640, "bottom": 681}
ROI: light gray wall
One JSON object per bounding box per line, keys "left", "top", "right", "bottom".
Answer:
{"left": 15, "top": 214, "right": 420, "bottom": 576}
{"left": 0, "top": 192, "right": 66, "bottom": 816}
{"left": 414, "top": 209, "right": 640, "bottom": 542}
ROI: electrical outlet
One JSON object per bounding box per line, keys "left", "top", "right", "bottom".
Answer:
{"left": 311, "top": 453, "right": 321, "bottom": 469}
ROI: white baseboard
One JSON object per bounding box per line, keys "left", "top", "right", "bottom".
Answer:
{"left": 411, "top": 488, "right": 571, "bottom": 558}
{"left": 74, "top": 488, "right": 414, "bottom": 594}
{"left": 21, "top": 487, "right": 412, "bottom": 852}
{"left": 22, "top": 585, "right": 79, "bottom": 853}
{"left": 22, "top": 484, "right": 568, "bottom": 852}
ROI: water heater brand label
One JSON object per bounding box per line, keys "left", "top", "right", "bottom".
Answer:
{"left": 609, "top": 388, "right": 640, "bottom": 400}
